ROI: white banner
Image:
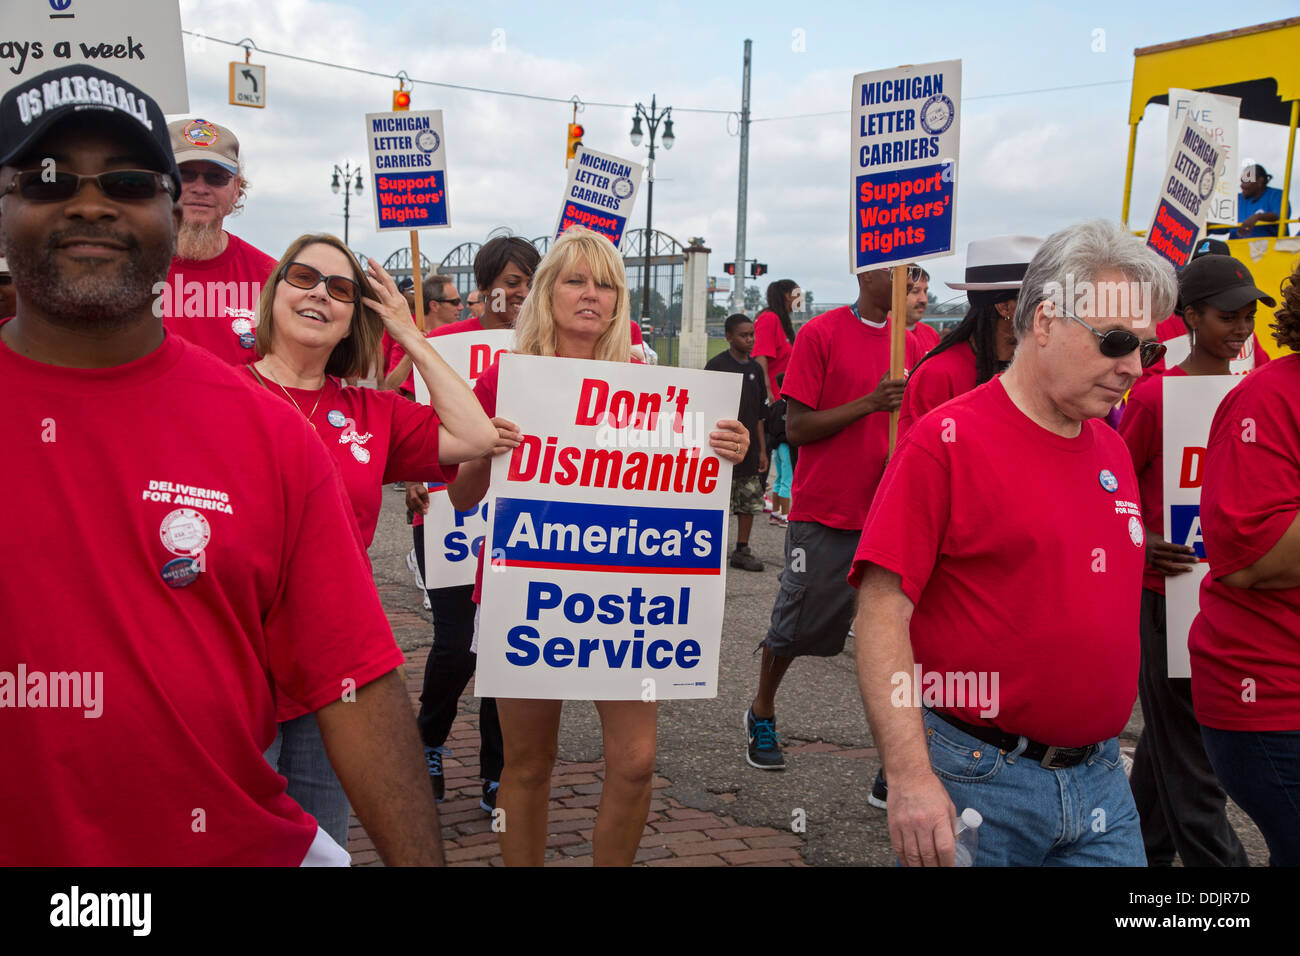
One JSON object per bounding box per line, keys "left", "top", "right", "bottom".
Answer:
{"left": 1146, "top": 113, "right": 1219, "bottom": 268}
{"left": 850, "top": 59, "right": 961, "bottom": 273}
{"left": 414, "top": 329, "right": 514, "bottom": 589}
{"left": 1, "top": 0, "right": 189, "bottom": 112}
{"left": 1166, "top": 88, "right": 1240, "bottom": 225}
{"left": 476, "top": 354, "right": 739, "bottom": 700}
{"left": 1162, "top": 375, "right": 1239, "bottom": 677}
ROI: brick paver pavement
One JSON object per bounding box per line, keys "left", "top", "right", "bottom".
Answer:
{"left": 346, "top": 648, "right": 809, "bottom": 867}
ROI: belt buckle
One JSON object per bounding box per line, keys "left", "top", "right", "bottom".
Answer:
{"left": 1039, "top": 746, "right": 1064, "bottom": 769}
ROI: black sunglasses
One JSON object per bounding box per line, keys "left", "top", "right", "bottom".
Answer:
{"left": 1062, "top": 310, "right": 1167, "bottom": 368}
{"left": 281, "top": 262, "right": 359, "bottom": 304}
{"left": 2, "top": 169, "right": 176, "bottom": 202}
{"left": 434, "top": 296, "right": 462, "bottom": 306}
{"left": 180, "top": 168, "right": 234, "bottom": 187}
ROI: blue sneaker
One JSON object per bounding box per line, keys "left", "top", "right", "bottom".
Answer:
{"left": 745, "top": 706, "right": 785, "bottom": 770}
{"left": 424, "top": 746, "right": 445, "bottom": 802}
{"left": 480, "top": 779, "right": 500, "bottom": 814}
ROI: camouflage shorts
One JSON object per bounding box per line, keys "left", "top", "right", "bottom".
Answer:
{"left": 730, "top": 474, "right": 766, "bottom": 515}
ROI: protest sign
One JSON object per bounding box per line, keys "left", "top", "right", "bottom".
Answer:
{"left": 0, "top": 0, "right": 189, "bottom": 112}
{"left": 554, "top": 146, "right": 643, "bottom": 247}
{"left": 1146, "top": 113, "right": 1220, "bottom": 268}
{"left": 851, "top": 59, "right": 961, "bottom": 273}
{"left": 1163, "top": 374, "right": 1239, "bottom": 677}
{"left": 366, "top": 109, "right": 449, "bottom": 231}
{"left": 476, "top": 354, "right": 739, "bottom": 700}
{"left": 1166, "top": 88, "right": 1239, "bottom": 225}
{"left": 414, "top": 329, "right": 515, "bottom": 588}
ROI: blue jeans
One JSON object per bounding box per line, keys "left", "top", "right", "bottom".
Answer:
{"left": 265, "top": 712, "right": 351, "bottom": 849}
{"left": 1201, "top": 726, "right": 1300, "bottom": 866}
{"left": 922, "top": 709, "right": 1146, "bottom": 866}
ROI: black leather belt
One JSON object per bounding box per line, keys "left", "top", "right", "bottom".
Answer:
{"left": 929, "top": 709, "right": 1100, "bottom": 769}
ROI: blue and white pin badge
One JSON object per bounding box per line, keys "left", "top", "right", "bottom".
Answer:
{"left": 1099, "top": 469, "right": 1119, "bottom": 493}
{"left": 327, "top": 409, "right": 346, "bottom": 428}
{"left": 160, "top": 557, "right": 201, "bottom": 589}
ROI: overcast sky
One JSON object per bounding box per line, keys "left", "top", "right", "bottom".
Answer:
{"left": 171, "top": 0, "right": 1297, "bottom": 308}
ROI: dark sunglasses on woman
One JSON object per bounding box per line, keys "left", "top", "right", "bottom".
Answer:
{"left": 280, "top": 262, "right": 360, "bottom": 304}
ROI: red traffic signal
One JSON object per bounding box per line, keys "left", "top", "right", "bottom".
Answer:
{"left": 566, "top": 123, "right": 585, "bottom": 164}
{"left": 750, "top": 262, "right": 768, "bottom": 277}
{"left": 724, "top": 262, "right": 736, "bottom": 275}
{"left": 393, "top": 90, "right": 411, "bottom": 111}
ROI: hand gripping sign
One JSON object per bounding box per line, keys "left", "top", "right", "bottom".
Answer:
{"left": 475, "top": 354, "right": 740, "bottom": 700}
{"left": 414, "top": 329, "right": 514, "bottom": 588}
{"left": 851, "top": 59, "right": 961, "bottom": 273}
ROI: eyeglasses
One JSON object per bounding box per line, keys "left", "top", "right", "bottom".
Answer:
{"left": 434, "top": 296, "right": 462, "bottom": 306}
{"left": 2, "top": 169, "right": 176, "bottom": 202}
{"left": 1060, "top": 310, "right": 1167, "bottom": 368}
{"left": 280, "top": 262, "right": 360, "bottom": 304}
{"left": 179, "top": 168, "right": 234, "bottom": 187}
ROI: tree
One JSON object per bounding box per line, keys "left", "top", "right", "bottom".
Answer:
{"left": 744, "top": 285, "right": 761, "bottom": 314}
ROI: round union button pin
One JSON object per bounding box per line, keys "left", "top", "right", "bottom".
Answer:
{"left": 1099, "top": 469, "right": 1119, "bottom": 493}
{"left": 327, "top": 409, "right": 346, "bottom": 428}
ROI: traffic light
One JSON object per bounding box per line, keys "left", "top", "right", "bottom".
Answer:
{"left": 750, "top": 262, "right": 768, "bottom": 278}
{"left": 392, "top": 89, "right": 411, "bottom": 111}
{"left": 566, "top": 123, "right": 584, "bottom": 164}
{"left": 724, "top": 262, "right": 736, "bottom": 276}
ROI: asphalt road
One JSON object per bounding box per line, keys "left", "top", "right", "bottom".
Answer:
{"left": 369, "top": 486, "right": 1267, "bottom": 867}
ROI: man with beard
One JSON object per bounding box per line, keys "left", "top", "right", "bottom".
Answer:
{"left": 155, "top": 117, "right": 276, "bottom": 364}
{"left": 0, "top": 66, "right": 443, "bottom": 865}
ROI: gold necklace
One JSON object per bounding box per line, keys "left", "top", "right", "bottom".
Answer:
{"left": 258, "top": 362, "right": 324, "bottom": 429}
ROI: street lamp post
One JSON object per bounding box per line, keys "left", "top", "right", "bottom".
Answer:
{"left": 330, "top": 163, "right": 364, "bottom": 248}
{"left": 629, "top": 96, "right": 674, "bottom": 361}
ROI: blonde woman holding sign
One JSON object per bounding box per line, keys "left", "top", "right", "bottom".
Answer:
{"left": 448, "top": 226, "right": 749, "bottom": 866}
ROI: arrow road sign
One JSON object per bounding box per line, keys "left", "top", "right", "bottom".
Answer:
{"left": 228, "top": 62, "right": 266, "bottom": 109}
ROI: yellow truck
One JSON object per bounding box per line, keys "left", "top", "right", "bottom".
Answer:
{"left": 1121, "top": 17, "right": 1298, "bottom": 356}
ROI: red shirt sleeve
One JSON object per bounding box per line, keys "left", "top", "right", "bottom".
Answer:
{"left": 1200, "top": 376, "right": 1300, "bottom": 578}
{"left": 1253, "top": 334, "right": 1271, "bottom": 367}
{"left": 849, "top": 431, "right": 951, "bottom": 602}
{"left": 380, "top": 388, "right": 459, "bottom": 484}
{"left": 752, "top": 311, "right": 782, "bottom": 361}
{"left": 265, "top": 439, "right": 406, "bottom": 713}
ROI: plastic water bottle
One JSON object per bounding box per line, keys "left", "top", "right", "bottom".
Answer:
{"left": 952, "top": 808, "right": 983, "bottom": 867}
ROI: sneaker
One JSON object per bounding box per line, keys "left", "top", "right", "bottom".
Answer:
{"left": 745, "top": 706, "right": 785, "bottom": 770}
{"left": 424, "top": 746, "right": 445, "bottom": 802}
{"left": 423, "top": 592, "right": 432, "bottom": 611}
{"left": 405, "top": 547, "right": 425, "bottom": 589}
{"left": 729, "top": 545, "right": 764, "bottom": 572}
{"left": 769, "top": 512, "right": 788, "bottom": 527}
{"left": 867, "top": 768, "right": 887, "bottom": 810}
{"left": 763, "top": 494, "right": 773, "bottom": 512}
{"left": 480, "top": 779, "right": 500, "bottom": 814}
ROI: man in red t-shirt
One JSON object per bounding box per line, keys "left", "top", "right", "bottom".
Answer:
{"left": 904, "top": 265, "right": 941, "bottom": 355}
{"left": 156, "top": 118, "right": 276, "bottom": 366}
{"left": 743, "top": 267, "right": 912, "bottom": 771}
{"left": 0, "top": 67, "right": 442, "bottom": 865}
{"left": 850, "top": 220, "right": 1177, "bottom": 866}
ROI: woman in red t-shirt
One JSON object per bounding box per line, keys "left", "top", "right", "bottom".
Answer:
{"left": 1120, "top": 254, "right": 1270, "bottom": 866}
{"left": 448, "top": 226, "right": 750, "bottom": 866}
{"left": 752, "top": 279, "right": 800, "bottom": 399}
{"left": 248, "top": 232, "right": 497, "bottom": 850}
{"left": 1192, "top": 263, "right": 1300, "bottom": 865}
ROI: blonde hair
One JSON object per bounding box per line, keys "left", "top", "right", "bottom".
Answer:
{"left": 513, "top": 226, "right": 632, "bottom": 363}
{"left": 255, "top": 233, "right": 382, "bottom": 380}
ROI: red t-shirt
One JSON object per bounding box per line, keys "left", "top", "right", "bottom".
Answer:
{"left": 783, "top": 306, "right": 920, "bottom": 530}
{"left": 752, "top": 310, "right": 794, "bottom": 398}
{"left": 160, "top": 233, "right": 277, "bottom": 367}
{"left": 1118, "top": 366, "right": 1188, "bottom": 594}
{"left": 908, "top": 321, "right": 941, "bottom": 356}
{"left": 849, "top": 378, "right": 1145, "bottom": 746}
{"left": 0, "top": 325, "right": 404, "bottom": 865}
{"left": 246, "top": 370, "right": 455, "bottom": 547}
{"left": 897, "top": 342, "right": 978, "bottom": 440}
{"left": 1189, "top": 353, "right": 1300, "bottom": 731}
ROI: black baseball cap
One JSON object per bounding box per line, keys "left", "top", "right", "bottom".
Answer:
{"left": 1190, "top": 237, "right": 1230, "bottom": 260}
{"left": 1178, "top": 255, "right": 1276, "bottom": 312}
{"left": 0, "top": 65, "right": 180, "bottom": 195}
